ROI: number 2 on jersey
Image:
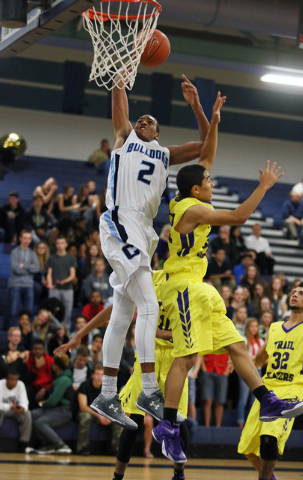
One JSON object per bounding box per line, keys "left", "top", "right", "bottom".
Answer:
{"left": 138, "top": 160, "right": 155, "bottom": 185}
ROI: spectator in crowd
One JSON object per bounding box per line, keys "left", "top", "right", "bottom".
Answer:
{"left": 27, "top": 354, "right": 72, "bottom": 455}
{"left": 31, "top": 309, "right": 62, "bottom": 344}
{"left": 242, "top": 285, "right": 252, "bottom": 310}
{"left": 240, "top": 264, "right": 260, "bottom": 297}
{"left": 56, "top": 184, "right": 80, "bottom": 221}
{"left": 46, "top": 235, "right": 77, "bottom": 329}
{"left": 33, "top": 177, "right": 58, "bottom": 217}
{"left": 211, "top": 225, "right": 238, "bottom": 267}
{"left": 275, "top": 272, "right": 289, "bottom": 294}
{"left": 233, "top": 253, "right": 253, "bottom": 285}
{"left": 82, "top": 291, "right": 104, "bottom": 323}
{"left": 0, "top": 327, "right": 29, "bottom": 380}
{"left": 207, "top": 248, "right": 236, "bottom": 293}
{"left": 155, "top": 224, "right": 171, "bottom": 266}
{"left": 226, "top": 286, "right": 251, "bottom": 319}
{"left": 269, "top": 276, "right": 288, "bottom": 321}
{"left": 79, "top": 229, "right": 101, "bottom": 259}
{"left": 0, "top": 369, "right": 32, "bottom": 452}
{"left": 282, "top": 190, "right": 303, "bottom": 242}
{"left": 73, "top": 183, "right": 95, "bottom": 230}
{"left": 87, "top": 138, "right": 111, "bottom": 175}
{"left": 88, "top": 333, "right": 104, "bottom": 367}
{"left": 76, "top": 364, "right": 111, "bottom": 455}
{"left": 74, "top": 217, "right": 87, "bottom": 250}
{"left": 0, "top": 191, "right": 26, "bottom": 244}
{"left": 26, "top": 195, "right": 53, "bottom": 244}
{"left": 33, "top": 241, "right": 50, "bottom": 304}
{"left": 83, "top": 257, "right": 112, "bottom": 305}
{"left": 70, "top": 315, "right": 89, "bottom": 346}
{"left": 232, "top": 306, "right": 248, "bottom": 337}
{"left": 8, "top": 229, "right": 39, "bottom": 327}
{"left": 18, "top": 309, "right": 33, "bottom": 351}
{"left": 291, "top": 178, "right": 303, "bottom": 199}
{"left": 187, "top": 356, "right": 202, "bottom": 422}
{"left": 80, "top": 244, "right": 100, "bottom": 278}
{"left": 47, "top": 326, "right": 70, "bottom": 358}
{"left": 237, "top": 318, "right": 264, "bottom": 429}
{"left": 200, "top": 353, "right": 232, "bottom": 427}
{"left": 259, "top": 310, "right": 274, "bottom": 340}
{"left": 221, "top": 285, "right": 232, "bottom": 309}
{"left": 70, "top": 345, "right": 93, "bottom": 391}
{"left": 250, "top": 281, "right": 271, "bottom": 316}
{"left": 245, "top": 224, "right": 275, "bottom": 275}
{"left": 230, "top": 226, "right": 247, "bottom": 259}
{"left": 25, "top": 339, "right": 54, "bottom": 409}
{"left": 256, "top": 296, "right": 273, "bottom": 322}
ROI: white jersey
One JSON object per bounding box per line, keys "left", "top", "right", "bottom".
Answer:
{"left": 105, "top": 130, "right": 170, "bottom": 220}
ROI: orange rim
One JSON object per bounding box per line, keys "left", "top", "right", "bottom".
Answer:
{"left": 82, "top": 0, "right": 162, "bottom": 21}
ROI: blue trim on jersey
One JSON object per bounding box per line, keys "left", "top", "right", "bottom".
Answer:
{"left": 112, "top": 206, "right": 128, "bottom": 243}
{"left": 112, "top": 153, "right": 120, "bottom": 205}
{"left": 282, "top": 321, "right": 303, "bottom": 333}
{"left": 103, "top": 210, "right": 123, "bottom": 243}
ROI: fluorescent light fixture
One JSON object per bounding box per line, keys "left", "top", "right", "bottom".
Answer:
{"left": 261, "top": 74, "right": 303, "bottom": 87}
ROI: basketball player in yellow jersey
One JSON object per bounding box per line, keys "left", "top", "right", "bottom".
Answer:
{"left": 238, "top": 283, "right": 303, "bottom": 480}
{"left": 152, "top": 112, "right": 303, "bottom": 463}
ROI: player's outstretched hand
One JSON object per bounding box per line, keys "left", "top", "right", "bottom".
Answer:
{"left": 212, "top": 91, "right": 226, "bottom": 124}
{"left": 181, "top": 74, "right": 200, "bottom": 107}
{"left": 259, "top": 160, "right": 284, "bottom": 191}
{"left": 54, "top": 336, "right": 81, "bottom": 356}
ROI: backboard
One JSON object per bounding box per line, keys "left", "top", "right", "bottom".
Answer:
{"left": 0, "top": 0, "right": 96, "bottom": 57}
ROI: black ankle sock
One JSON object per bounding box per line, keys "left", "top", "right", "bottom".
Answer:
{"left": 173, "top": 467, "right": 184, "bottom": 477}
{"left": 113, "top": 473, "right": 124, "bottom": 480}
{"left": 164, "top": 407, "right": 177, "bottom": 424}
{"left": 253, "top": 385, "right": 270, "bottom": 402}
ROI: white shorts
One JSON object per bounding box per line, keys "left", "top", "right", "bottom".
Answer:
{"left": 100, "top": 206, "right": 159, "bottom": 290}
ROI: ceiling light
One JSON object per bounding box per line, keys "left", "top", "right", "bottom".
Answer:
{"left": 260, "top": 74, "right": 303, "bottom": 87}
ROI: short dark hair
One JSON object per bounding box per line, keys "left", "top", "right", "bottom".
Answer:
{"left": 298, "top": 282, "right": 303, "bottom": 288}
{"left": 92, "top": 333, "right": 103, "bottom": 342}
{"left": 32, "top": 339, "right": 45, "bottom": 347}
{"left": 56, "top": 235, "right": 67, "bottom": 242}
{"left": 18, "top": 308, "right": 32, "bottom": 319}
{"left": 176, "top": 164, "right": 206, "bottom": 199}
{"left": 93, "top": 364, "right": 104, "bottom": 373}
{"left": 9, "top": 191, "right": 19, "bottom": 198}
{"left": 6, "top": 368, "right": 20, "bottom": 378}
{"left": 76, "top": 345, "right": 90, "bottom": 357}
{"left": 54, "top": 355, "right": 69, "bottom": 370}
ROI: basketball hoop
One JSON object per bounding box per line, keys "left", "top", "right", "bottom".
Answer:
{"left": 82, "top": 0, "right": 162, "bottom": 91}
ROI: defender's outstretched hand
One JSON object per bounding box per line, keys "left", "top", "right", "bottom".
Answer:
{"left": 212, "top": 91, "right": 226, "bottom": 124}
{"left": 259, "top": 160, "right": 284, "bottom": 191}
{"left": 54, "top": 336, "right": 81, "bottom": 356}
{"left": 181, "top": 74, "right": 200, "bottom": 108}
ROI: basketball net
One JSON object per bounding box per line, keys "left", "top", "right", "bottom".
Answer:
{"left": 82, "top": 0, "right": 161, "bottom": 91}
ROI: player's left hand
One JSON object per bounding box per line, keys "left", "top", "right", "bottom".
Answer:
{"left": 212, "top": 91, "right": 226, "bottom": 124}
{"left": 181, "top": 74, "right": 200, "bottom": 107}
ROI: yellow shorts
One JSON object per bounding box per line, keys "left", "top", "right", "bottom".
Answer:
{"left": 120, "top": 347, "right": 188, "bottom": 418}
{"left": 160, "top": 277, "right": 243, "bottom": 357}
{"left": 238, "top": 387, "right": 297, "bottom": 457}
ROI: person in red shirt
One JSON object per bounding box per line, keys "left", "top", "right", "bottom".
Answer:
{"left": 82, "top": 291, "right": 104, "bottom": 322}
{"left": 26, "top": 339, "right": 54, "bottom": 408}
{"left": 201, "top": 353, "right": 233, "bottom": 427}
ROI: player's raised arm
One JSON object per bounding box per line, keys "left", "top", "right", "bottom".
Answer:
{"left": 54, "top": 305, "right": 113, "bottom": 356}
{"left": 112, "top": 75, "right": 133, "bottom": 150}
{"left": 168, "top": 75, "right": 210, "bottom": 166}
{"left": 198, "top": 91, "right": 226, "bottom": 171}
{"left": 175, "top": 161, "right": 284, "bottom": 233}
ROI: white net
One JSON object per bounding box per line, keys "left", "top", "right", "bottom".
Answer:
{"left": 82, "top": 0, "right": 161, "bottom": 91}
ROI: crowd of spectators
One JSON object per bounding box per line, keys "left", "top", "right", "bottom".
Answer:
{"left": 0, "top": 168, "right": 302, "bottom": 455}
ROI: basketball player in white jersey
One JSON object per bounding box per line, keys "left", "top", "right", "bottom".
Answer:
{"left": 90, "top": 73, "right": 226, "bottom": 429}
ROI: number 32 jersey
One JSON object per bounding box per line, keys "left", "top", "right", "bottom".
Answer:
{"left": 106, "top": 130, "right": 170, "bottom": 219}
{"left": 264, "top": 321, "right": 303, "bottom": 399}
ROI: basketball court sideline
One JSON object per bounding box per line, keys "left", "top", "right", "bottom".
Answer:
{"left": 0, "top": 455, "right": 302, "bottom": 480}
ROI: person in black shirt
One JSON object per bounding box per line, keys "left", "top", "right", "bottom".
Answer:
{"left": 0, "top": 191, "right": 26, "bottom": 244}
{"left": 77, "top": 365, "right": 111, "bottom": 455}
{"left": 26, "top": 196, "right": 53, "bottom": 243}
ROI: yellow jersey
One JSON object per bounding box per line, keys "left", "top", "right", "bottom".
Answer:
{"left": 153, "top": 270, "right": 174, "bottom": 349}
{"left": 163, "top": 196, "right": 213, "bottom": 279}
{"left": 263, "top": 321, "right": 303, "bottom": 398}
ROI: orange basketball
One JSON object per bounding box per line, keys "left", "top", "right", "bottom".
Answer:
{"left": 140, "top": 29, "right": 170, "bottom": 67}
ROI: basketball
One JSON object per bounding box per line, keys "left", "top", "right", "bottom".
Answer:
{"left": 140, "top": 29, "right": 170, "bottom": 67}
